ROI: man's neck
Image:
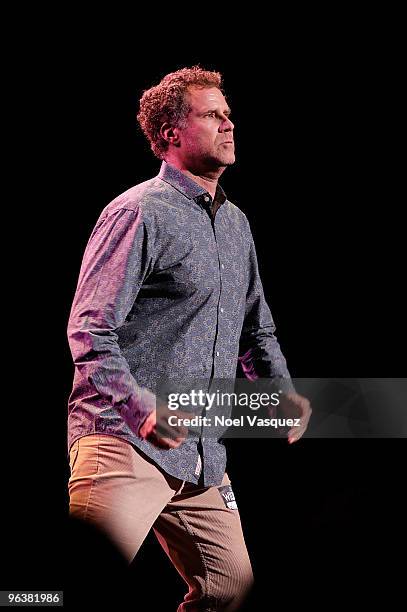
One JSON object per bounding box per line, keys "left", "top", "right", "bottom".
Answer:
{"left": 164, "top": 158, "right": 224, "bottom": 200}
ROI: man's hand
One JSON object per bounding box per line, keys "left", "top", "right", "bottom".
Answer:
{"left": 275, "top": 392, "right": 312, "bottom": 444}
{"left": 139, "top": 401, "right": 189, "bottom": 449}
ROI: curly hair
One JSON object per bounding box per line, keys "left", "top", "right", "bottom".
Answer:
{"left": 137, "top": 66, "right": 223, "bottom": 159}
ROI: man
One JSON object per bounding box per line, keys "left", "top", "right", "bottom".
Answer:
{"left": 67, "top": 66, "right": 311, "bottom": 611}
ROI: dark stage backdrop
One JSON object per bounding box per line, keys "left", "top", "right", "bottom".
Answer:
{"left": 5, "top": 36, "right": 404, "bottom": 610}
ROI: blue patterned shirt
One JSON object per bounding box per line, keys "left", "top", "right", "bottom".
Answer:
{"left": 67, "top": 161, "right": 293, "bottom": 486}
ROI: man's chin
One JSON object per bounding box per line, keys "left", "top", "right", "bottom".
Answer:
{"left": 218, "top": 154, "right": 236, "bottom": 167}
{"left": 201, "top": 154, "right": 235, "bottom": 173}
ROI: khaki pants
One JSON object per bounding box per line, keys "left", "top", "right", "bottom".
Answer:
{"left": 68, "top": 434, "right": 254, "bottom": 611}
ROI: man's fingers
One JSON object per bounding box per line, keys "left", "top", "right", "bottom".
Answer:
{"left": 288, "top": 429, "right": 305, "bottom": 441}
{"left": 152, "top": 411, "right": 189, "bottom": 448}
{"left": 287, "top": 413, "right": 310, "bottom": 442}
{"left": 147, "top": 431, "right": 185, "bottom": 449}
{"left": 287, "top": 427, "right": 305, "bottom": 441}
{"left": 155, "top": 417, "right": 188, "bottom": 439}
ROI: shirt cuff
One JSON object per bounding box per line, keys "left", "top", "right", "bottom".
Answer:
{"left": 116, "top": 386, "right": 157, "bottom": 438}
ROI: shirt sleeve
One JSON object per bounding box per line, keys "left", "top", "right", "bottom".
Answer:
{"left": 238, "top": 218, "right": 295, "bottom": 393}
{"left": 67, "top": 206, "right": 157, "bottom": 436}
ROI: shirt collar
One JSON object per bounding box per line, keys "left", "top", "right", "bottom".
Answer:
{"left": 157, "top": 161, "right": 227, "bottom": 209}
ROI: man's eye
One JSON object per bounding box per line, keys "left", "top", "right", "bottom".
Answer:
{"left": 206, "top": 112, "right": 216, "bottom": 117}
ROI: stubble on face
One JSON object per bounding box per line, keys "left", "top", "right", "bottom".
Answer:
{"left": 181, "top": 86, "right": 235, "bottom": 174}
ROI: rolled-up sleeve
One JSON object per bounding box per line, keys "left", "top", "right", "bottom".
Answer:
{"left": 238, "top": 219, "right": 295, "bottom": 392}
{"left": 67, "top": 206, "right": 157, "bottom": 436}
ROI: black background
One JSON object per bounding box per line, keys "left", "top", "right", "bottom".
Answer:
{"left": 5, "top": 19, "right": 405, "bottom": 610}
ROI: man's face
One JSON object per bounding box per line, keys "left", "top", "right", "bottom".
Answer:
{"left": 176, "top": 86, "right": 235, "bottom": 172}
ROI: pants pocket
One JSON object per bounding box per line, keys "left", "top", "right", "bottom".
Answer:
{"left": 68, "top": 440, "right": 80, "bottom": 473}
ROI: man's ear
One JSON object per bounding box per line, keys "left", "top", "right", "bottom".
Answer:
{"left": 160, "top": 122, "right": 181, "bottom": 147}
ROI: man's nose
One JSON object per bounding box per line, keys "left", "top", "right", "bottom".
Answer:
{"left": 219, "top": 116, "right": 234, "bottom": 132}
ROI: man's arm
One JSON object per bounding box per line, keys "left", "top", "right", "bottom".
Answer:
{"left": 67, "top": 205, "right": 157, "bottom": 437}
{"left": 237, "top": 218, "right": 312, "bottom": 442}
{"left": 238, "top": 218, "right": 294, "bottom": 391}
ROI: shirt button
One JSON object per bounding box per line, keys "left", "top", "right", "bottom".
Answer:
{"left": 221, "top": 263, "right": 225, "bottom": 269}
{"left": 216, "top": 351, "right": 220, "bottom": 356}
{"left": 204, "top": 196, "right": 210, "bottom": 202}
{"left": 220, "top": 308, "right": 224, "bottom": 313}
